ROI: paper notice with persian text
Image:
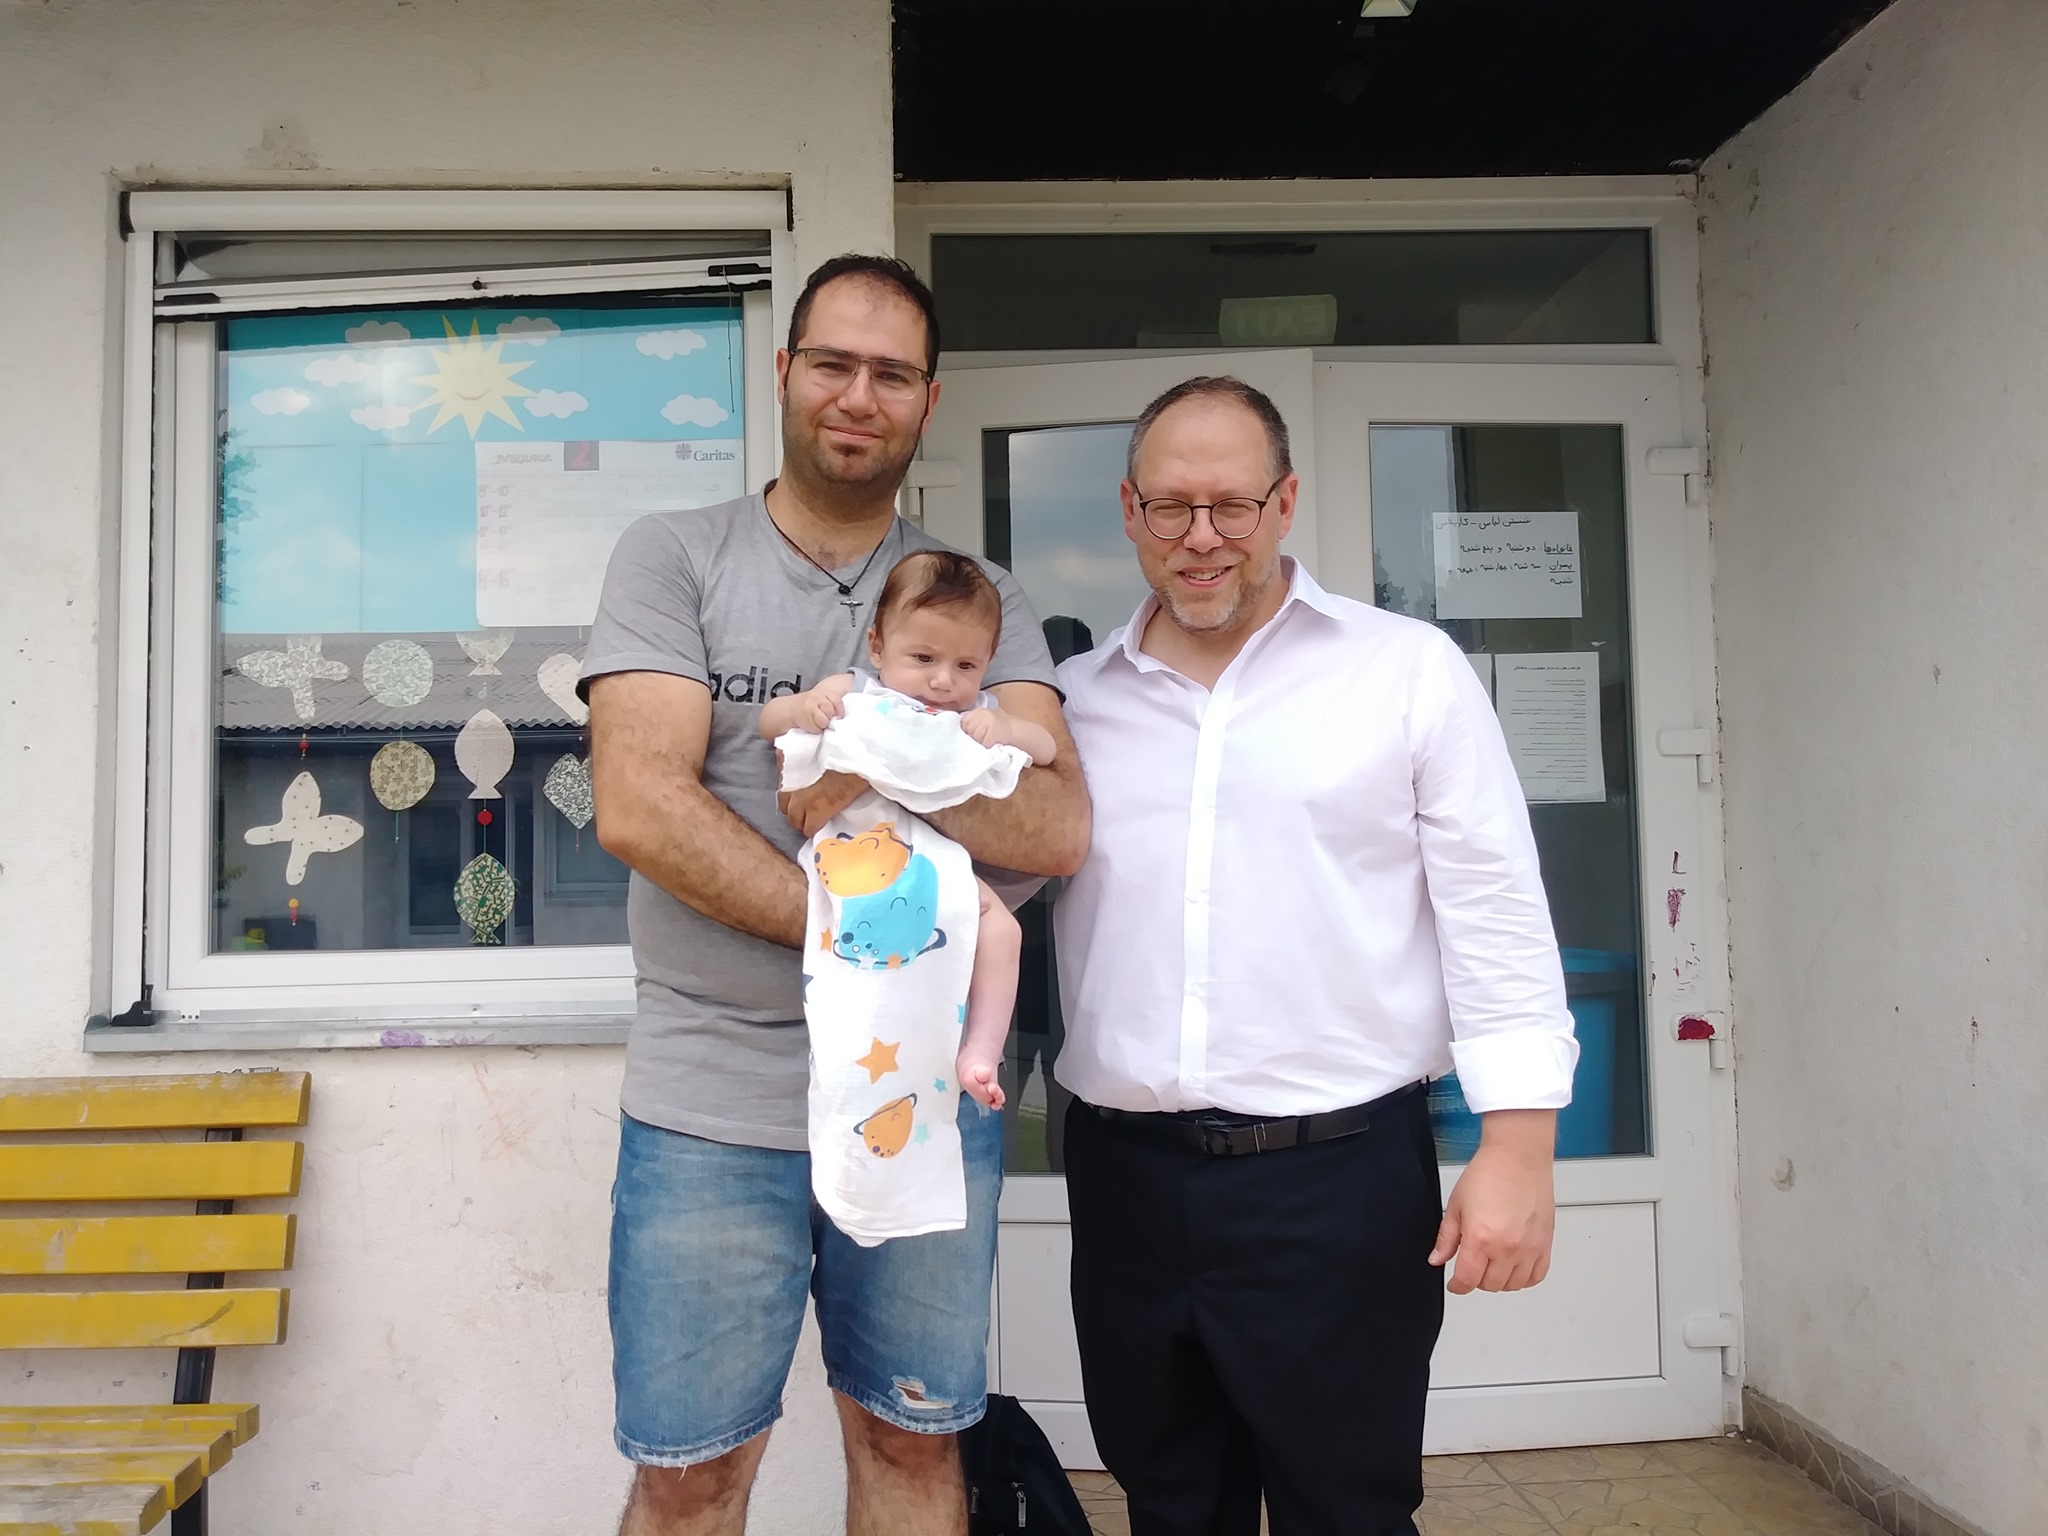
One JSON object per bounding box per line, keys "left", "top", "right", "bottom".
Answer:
{"left": 1495, "top": 651, "right": 1605, "bottom": 803}
{"left": 475, "top": 439, "right": 744, "bottom": 627}
{"left": 1431, "top": 510, "right": 1583, "bottom": 620}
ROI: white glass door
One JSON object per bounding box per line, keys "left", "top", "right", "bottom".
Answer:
{"left": 920, "top": 353, "right": 1734, "bottom": 1466}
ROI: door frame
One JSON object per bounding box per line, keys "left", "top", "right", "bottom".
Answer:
{"left": 899, "top": 176, "right": 1741, "bottom": 1450}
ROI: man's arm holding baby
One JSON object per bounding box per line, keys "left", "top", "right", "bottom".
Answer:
{"left": 779, "top": 681, "right": 1089, "bottom": 878}
{"left": 591, "top": 671, "right": 807, "bottom": 949}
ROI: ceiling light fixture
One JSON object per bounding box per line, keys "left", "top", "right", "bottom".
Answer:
{"left": 1360, "top": 0, "right": 1418, "bottom": 16}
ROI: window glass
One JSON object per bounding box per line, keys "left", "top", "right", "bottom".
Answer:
{"left": 934, "top": 229, "right": 1654, "bottom": 350}
{"left": 1370, "top": 424, "right": 1649, "bottom": 1161}
{"left": 981, "top": 422, "right": 1138, "bottom": 1173}
{"left": 213, "top": 298, "right": 746, "bottom": 951}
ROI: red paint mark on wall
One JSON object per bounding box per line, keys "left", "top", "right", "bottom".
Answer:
{"left": 1666, "top": 888, "right": 1685, "bottom": 929}
{"left": 1677, "top": 1016, "right": 1716, "bottom": 1040}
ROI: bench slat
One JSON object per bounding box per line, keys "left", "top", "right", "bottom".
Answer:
{"left": 0, "top": 1290, "right": 287, "bottom": 1351}
{"left": 0, "top": 1412, "right": 255, "bottom": 1450}
{"left": 0, "top": 1076, "right": 309, "bottom": 1133}
{"left": 0, "top": 1480, "right": 167, "bottom": 1536}
{"left": 0, "top": 1145, "right": 300, "bottom": 1203}
{"left": 0, "top": 1452, "right": 204, "bottom": 1510}
{"left": 0, "top": 1216, "right": 294, "bottom": 1277}
{"left": 0, "top": 1431, "right": 229, "bottom": 1478}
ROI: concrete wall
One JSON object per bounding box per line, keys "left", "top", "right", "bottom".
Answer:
{"left": 0, "top": 2, "right": 892, "bottom": 1531}
{"left": 1700, "top": 2, "right": 2048, "bottom": 1528}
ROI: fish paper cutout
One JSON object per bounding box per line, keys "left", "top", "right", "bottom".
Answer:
{"left": 455, "top": 709, "right": 514, "bottom": 799}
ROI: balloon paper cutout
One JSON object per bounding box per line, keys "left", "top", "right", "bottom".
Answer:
{"left": 454, "top": 852, "right": 515, "bottom": 944}
{"left": 537, "top": 653, "right": 589, "bottom": 725}
{"left": 454, "top": 709, "right": 514, "bottom": 799}
{"left": 244, "top": 771, "right": 364, "bottom": 885}
{"left": 235, "top": 636, "right": 349, "bottom": 722}
{"left": 543, "top": 753, "right": 594, "bottom": 829}
{"left": 370, "top": 740, "right": 436, "bottom": 811}
{"left": 458, "top": 629, "right": 515, "bottom": 676}
{"left": 362, "top": 639, "right": 434, "bottom": 708}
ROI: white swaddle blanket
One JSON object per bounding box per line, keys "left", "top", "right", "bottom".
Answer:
{"left": 777, "top": 680, "right": 1032, "bottom": 1245}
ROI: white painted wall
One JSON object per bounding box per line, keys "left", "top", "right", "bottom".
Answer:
{"left": 1701, "top": 1, "right": 2048, "bottom": 1527}
{"left": 0, "top": 2, "right": 891, "bottom": 1531}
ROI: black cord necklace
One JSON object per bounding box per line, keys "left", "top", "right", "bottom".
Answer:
{"left": 770, "top": 508, "right": 894, "bottom": 628}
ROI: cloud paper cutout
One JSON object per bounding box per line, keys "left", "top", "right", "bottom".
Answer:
{"left": 525, "top": 389, "right": 589, "bottom": 420}
{"left": 305, "top": 353, "right": 374, "bottom": 386}
{"left": 497, "top": 316, "right": 561, "bottom": 344}
{"left": 637, "top": 329, "right": 709, "bottom": 359}
{"left": 252, "top": 387, "right": 312, "bottom": 416}
{"left": 345, "top": 320, "right": 411, "bottom": 344}
{"left": 351, "top": 404, "right": 413, "bottom": 430}
{"left": 661, "top": 394, "right": 729, "bottom": 428}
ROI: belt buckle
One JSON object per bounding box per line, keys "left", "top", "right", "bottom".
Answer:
{"left": 1205, "top": 1122, "right": 1267, "bottom": 1156}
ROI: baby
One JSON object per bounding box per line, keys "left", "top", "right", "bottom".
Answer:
{"left": 760, "top": 550, "right": 1056, "bottom": 1111}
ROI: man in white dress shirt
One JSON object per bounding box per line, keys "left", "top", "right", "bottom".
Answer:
{"left": 1053, "top": 377, "right": 1578, "bottom": 1536}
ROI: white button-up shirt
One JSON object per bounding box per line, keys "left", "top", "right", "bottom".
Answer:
{"left": 1052, "top": 559, "right": 1578, "bottom": 1117}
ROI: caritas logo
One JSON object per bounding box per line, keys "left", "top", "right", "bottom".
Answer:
{"left": 674, "top": 443, "right": 740, "bottom": 462}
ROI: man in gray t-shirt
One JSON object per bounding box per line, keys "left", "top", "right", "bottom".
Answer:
{"left": 581, "top": 256, "right": 1089, "bottom": 1536}
{"left": 583, "top": 498, "right": 1059, "bottom": 1146}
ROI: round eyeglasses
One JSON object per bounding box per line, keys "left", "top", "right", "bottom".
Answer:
{"left": 1133, "top": 476, "right": 1287, "bottom": 541}
{"left": 791, "top": 346, "right": 933, "bottom": 401}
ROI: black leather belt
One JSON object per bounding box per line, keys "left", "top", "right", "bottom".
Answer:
{"left": 1089, "top": 1080, "right": 1424, "bottom": 1157}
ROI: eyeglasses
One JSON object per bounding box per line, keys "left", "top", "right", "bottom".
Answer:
{"left": 790, "top": 346, "right": 933, "bottom": 401}
{"left": 1133, "top": 476, "right": 1287, "bottom": 541}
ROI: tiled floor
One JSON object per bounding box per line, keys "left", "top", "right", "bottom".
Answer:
{"left": 1068, "top": 1436, "right": 1884, "bottom": 1536}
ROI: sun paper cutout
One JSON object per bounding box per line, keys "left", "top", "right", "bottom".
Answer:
{"left": 415, "top": 318, "right": 535, "bottom": 436}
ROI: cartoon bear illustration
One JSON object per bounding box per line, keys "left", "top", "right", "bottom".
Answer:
{"left": 854, "top": 1094, "right": 918, "bottom": 1158}
{"left": 814, "top": 820, "right": 947, "bottom": 970}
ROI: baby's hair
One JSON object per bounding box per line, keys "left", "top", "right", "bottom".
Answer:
{"left": 871, "top": 550, "right": 1003, "bottom": 648}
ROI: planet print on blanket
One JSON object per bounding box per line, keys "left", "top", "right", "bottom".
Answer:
{"left": 812, "top": 820, "right": 947, "bottom": 970}
{"left": 854, "top": 1094, "right": 918, "bottom": 1158}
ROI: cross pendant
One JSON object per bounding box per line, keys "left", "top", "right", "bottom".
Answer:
{"left": 841, "top": 596, "right": 865, "bottom": 629}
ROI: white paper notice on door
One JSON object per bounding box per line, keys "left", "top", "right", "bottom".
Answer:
{"left": 475, "top": 439, "right": 744, "bottom": 627}
{"left": 1432, "top": 511, "right": 1583, "bottom": 620}
{"left": 1495, "top": 651, "right": 1605, "bottom": 803}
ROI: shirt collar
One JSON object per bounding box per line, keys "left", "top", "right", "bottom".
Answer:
{"left": 1113, "top": 556, "right": 1340, "bottom": 674}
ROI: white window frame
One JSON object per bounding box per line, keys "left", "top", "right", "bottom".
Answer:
{"left": 104, "top": 190, "right": 794, "bottom": 1043}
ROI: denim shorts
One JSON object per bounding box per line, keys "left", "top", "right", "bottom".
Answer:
{"left": 609, "top": 1094, "right": 1002, "bottom": 1466}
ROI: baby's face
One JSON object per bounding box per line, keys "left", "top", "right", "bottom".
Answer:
{"left": 868, "top": 605, "right": 995, "bottom": 711}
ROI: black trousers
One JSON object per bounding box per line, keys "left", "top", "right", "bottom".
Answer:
{"left": 1064, "top": 1088, "right": 1445, "bottom": 1536}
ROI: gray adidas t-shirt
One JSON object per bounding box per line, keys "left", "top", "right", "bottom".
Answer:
{"left": 580, "top": 493, "right": 1060, "bottom": 1149}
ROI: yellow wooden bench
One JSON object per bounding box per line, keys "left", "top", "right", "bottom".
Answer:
{"left": 0, "top": 1072, "right": 308, "bottom": 1536}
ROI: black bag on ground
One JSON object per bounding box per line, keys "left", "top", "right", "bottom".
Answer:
{"left": 959, "top": 1393, "right": 1094, "bottom": 1534}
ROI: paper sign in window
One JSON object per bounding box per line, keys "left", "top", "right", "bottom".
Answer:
{"left": 1431, "top": 511, "right": 1583, "bottom": 620}
{"left": 1495, "top": 652, "right": 1605, "bottom": 803}
{"left": 475, "top": 438, "right": 743, "bottom": 627}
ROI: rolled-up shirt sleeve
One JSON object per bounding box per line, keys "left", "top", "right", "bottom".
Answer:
{"left": 1409, "top": 632, "right": 1579, "bottom": 1114}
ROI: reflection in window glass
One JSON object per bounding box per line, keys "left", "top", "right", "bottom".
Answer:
{"left": 1370, "top": 424, "right": 1649, "bottom": 1161}
{"left": 935, "top": 229, "right": 1654, "bottom": 351}
{"left": 982, "top": 423, "right": 1139, "bottom": 1172}
{"left": 213, "top": 299, "right": 746, "bottom": 951}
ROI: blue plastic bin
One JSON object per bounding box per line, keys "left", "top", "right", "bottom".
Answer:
{"left": 1427, "top": 946, "right": 1634, "bottom": 1161}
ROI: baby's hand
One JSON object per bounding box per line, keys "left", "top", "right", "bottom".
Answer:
{"left": 959, "top": 1059, "right": 1006, "bottom": 1111}
{"left": 800, "top": 673, "right": 857, "bottom": 732}
{"left": 959, "top": 707, "right": 1004, "bottom": 748}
